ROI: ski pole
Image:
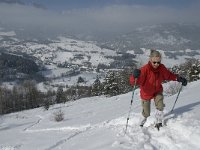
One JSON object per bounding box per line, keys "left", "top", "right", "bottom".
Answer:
{"left": 171, "top": 85, "right": 183, "bottom": 112}
{"left": 124, "top": 79, "right": 137, "bottom": 134}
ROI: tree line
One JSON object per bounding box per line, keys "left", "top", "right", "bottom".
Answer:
{"left": 0, "top": 67, "right": 134, "bottom": 115}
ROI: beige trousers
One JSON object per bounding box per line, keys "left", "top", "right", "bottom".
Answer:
{"left": 142, "top": 94, "right": 164, "bottom": 118}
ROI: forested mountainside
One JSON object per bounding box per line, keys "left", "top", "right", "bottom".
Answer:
{"left": 0, "top": 52, "right": 42, "bottom": 81}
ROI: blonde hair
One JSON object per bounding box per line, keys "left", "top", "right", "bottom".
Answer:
{"left": 149, "top": 49, "right": 161, "bottom": 58}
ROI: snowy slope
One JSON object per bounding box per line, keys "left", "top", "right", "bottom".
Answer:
{"left": 0, "top": 80, "right": 200, "bottom": 150}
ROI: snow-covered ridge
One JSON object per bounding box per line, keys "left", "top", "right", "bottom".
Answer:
{"left": 1, "top": 36, "right": 117, "bottom": 68}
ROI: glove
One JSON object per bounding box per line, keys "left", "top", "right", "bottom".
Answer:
{"left": 177, "top": 76, "right": 187, "bottom": 86}
{"left": 133, "top": 69, "right": 141, "bottom": 78}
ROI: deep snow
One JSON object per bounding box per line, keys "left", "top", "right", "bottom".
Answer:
{"left": 0, "top": 80, "right": 200, "bottom": 150}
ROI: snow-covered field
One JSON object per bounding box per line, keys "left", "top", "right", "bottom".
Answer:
{"left": 0, "top": 79, "right": 200, "bottom": 150}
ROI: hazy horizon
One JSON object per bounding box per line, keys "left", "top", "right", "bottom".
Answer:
{"left": 0, "top": 1, "right": 200, "bottom": 38}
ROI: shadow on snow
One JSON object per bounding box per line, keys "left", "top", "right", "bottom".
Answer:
{"left": 165, "top": 101, "right": 200, "bottom": 122}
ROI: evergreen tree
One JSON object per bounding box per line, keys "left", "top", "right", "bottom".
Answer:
{"left": 171, "top": 59, "right": 200, "bottom": 82}
{"left": 117, "top": 68, "right": 132, "bottom": 94}
{"left": 91, "top": 75, "right": 102, "bottom": 96}
{"left": 188, "top": 61, "right": 200, "bottom": 81}
{"left": 102, "top": 71, "right": 119, "bottom": 96}
{"left": 56, "top": 86, "right": 66, "bottom": 103}
{"left": 77, "top": 76, "right": 85, "bottom": 84}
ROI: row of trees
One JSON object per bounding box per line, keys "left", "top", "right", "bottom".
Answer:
{"left": 0, "top": 67, "right": 134, "bottom": 114}
{"left": 0, "top": 80, "right": 55, "bottom": 114}
{"left": 0, "top": 81, "right": 94, "bottom": 115}
{"left": 91, "top": 69, "right": 132, "bottom": 96}
{"left": 171, "top": 58, "right": 200, "bottom": 82}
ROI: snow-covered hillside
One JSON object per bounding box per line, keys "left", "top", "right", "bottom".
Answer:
{"left": 0, "top": 79, "right": 200, "bottom": 150}
{"left": 1, "top": 35, "right": 117, "bottom": 68}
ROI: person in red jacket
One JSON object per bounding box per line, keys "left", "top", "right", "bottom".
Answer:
{"left": 130, "top": 49, "right": 187, "bottom": 128}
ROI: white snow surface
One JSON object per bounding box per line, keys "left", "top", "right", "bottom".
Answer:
{"left": 0, "top": 80, "right": 200, "bottom": 150}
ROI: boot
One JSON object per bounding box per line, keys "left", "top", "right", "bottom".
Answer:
{"left": 155, "top": 123, "right": 162, "bottom": 131}
{"left": 155, "top": 110, "right": 164, "bottom": 124}
{"left": 140, "top": 117, "right": 147, "bottom": 127}
{"left": 155, "top": 110, "right": 164, "bottom": 130}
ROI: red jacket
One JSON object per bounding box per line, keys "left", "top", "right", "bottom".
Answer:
{"left": 130, "top": 61, "right": 177, "bottom": 100}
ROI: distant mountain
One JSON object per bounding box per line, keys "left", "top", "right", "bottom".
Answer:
{"left": 0, "top": 0, "right": 46, "bottom": 9}
{"left": 0, "top": 0, "right": 24, "bottom": 5}
{"left": 100, "top": 23, "right": 200, "bottom": 51}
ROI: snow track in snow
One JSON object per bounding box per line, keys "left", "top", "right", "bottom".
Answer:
{"left": 111, "top": 112, "right": 200, "bottom": 150}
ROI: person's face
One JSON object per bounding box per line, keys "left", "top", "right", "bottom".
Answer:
{"left": 150, "top": 56, "right": 161, "bottom": 69}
